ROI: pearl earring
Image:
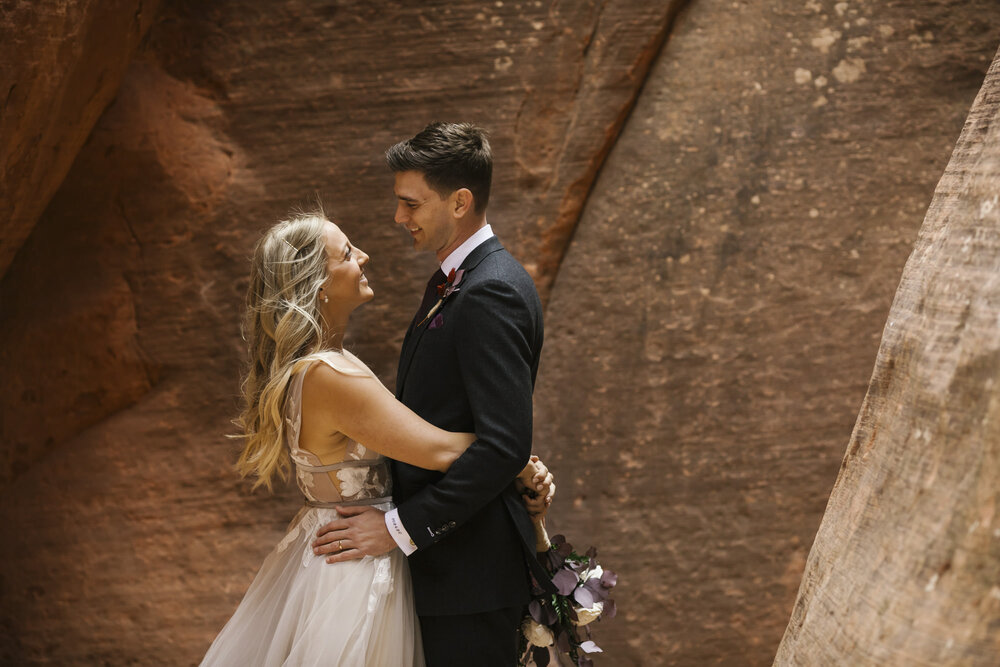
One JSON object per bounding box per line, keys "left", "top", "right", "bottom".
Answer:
{"left": 321, "top": 294, "right": 329, "bottom": 304}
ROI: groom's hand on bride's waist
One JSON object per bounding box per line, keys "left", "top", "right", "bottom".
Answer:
{"left": 312, "top": 506, "right": 397, "bottom": 564}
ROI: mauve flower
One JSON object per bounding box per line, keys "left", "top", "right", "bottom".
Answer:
{"left": 553, "top": 567, "right": 579, "bottom": 596}
{"left": 529, "top": 598, "right": 557, "bottom": 625}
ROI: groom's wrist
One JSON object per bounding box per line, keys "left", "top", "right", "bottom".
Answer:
{"left": 384, "top": 508, "right": 417, "bottom": 555}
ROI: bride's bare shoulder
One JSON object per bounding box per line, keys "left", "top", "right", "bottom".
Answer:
{"left": 300, "top": 351, "right": 378, "bottom": 401}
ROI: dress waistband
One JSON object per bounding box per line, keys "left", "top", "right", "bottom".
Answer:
{"left": 305, "top": 496, "right": 392, "bottom": 509}
{"left": 297, "top": 458, "right": 386, "bottom": 473}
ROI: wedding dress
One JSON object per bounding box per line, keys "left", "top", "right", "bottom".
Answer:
{"left": 201, "top": 350, "right": 423, "bottom": 666}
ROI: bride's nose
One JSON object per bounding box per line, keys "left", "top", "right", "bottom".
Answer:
{"left": 358, "top": 249, "right": 370, "bottom": 267}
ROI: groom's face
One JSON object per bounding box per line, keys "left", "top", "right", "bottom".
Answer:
{"left": 393, "top": 170, "right": 459, "bottom": 259}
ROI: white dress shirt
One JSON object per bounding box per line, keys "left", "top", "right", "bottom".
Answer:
{"left": 384, "top": 224, "right": 495, "bottom": 555}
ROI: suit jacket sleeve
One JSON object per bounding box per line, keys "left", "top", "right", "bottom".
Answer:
{"left": 396, "top": 277, "right": 538, "bottom": 549}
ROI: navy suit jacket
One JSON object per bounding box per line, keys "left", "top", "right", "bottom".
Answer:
{"left": 392, "top": 236, "right": 545, "bottom": 616}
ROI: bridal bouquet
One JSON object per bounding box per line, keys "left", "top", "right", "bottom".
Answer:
{"left": 519, "top": 534, "right": 618, "bottom": 667}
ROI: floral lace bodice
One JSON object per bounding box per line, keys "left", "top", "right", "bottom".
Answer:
{"left": 283, "top": 350, "right": 391, "bottom": 505}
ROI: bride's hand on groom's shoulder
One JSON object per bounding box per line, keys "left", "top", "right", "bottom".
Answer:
{"left": 517, "top": 455, "right": 555, "bottom": 519}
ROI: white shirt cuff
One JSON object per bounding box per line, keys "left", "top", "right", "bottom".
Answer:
{"left": 384, "top": 508, "right": 417, "bottom": 556}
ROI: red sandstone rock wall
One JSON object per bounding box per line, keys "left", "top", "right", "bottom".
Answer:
{"left": 1, "top": 0, "right": 679, "bottom": 489}
{"left": 534, "top": 0, "right": 1000, "bottom": 662}
{"left": 1, "top": 1, "right": 680, "bottom": 663}
{"left": 0, "top": 0, "right": 161, "bottom": 277}
{"left": 0, "top": 0, "right": 998, "bottom": 664}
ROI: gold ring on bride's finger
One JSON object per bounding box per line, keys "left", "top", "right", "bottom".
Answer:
{"left": 338, "top": 540, "right": 343, "bottom": 551}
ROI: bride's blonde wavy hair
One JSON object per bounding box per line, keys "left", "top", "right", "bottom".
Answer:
{"left": 235, "top": 211, "right": 331, "bottom": 491}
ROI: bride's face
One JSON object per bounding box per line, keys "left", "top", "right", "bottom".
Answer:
{"left": 319, "top": 221, "right": 373, "bottom": 312}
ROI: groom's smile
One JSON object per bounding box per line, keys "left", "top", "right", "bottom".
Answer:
{"left": 392, "top": 170, "right": 463, "bottom": 259}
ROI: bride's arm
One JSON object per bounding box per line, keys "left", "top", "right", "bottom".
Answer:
{"left": 516, "top": 455, "right": 554, "bottom": 516}
{"left": 517, "top": 455, "right": 554, "bottom": 552}
{"left": 301, "top": 362, "right": 473, "bottom": 472}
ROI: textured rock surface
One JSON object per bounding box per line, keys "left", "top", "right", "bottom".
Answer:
{"left": 532, "top": 0, "right": 1000, "bottom": 663}
{"left": 0, "top": 1, "right": 678, "bottom": 663}
{"left": 774, "top": 47, "right": 1000, "bottom": 666}
{"left": 0, "top": 0, "right": 998, "bottom": 664}
{"left": 0, "top": 60, "right": 238, "bottom": 486}
{"left": 0, "top": 0, "right": 160, "bottom": 278}
{"left": 0, "top": 0, "right": 678, "bottom": 491}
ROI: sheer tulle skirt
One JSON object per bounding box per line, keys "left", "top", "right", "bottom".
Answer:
{"left": 201, "top": 504, "right": 423, "bottom": 667}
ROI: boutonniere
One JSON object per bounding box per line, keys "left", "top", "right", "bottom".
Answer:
{"left": 419, "top": 268, "right": 465, "bottom": 328}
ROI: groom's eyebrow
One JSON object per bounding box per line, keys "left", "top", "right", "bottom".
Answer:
{"left": 396, "top": 194, "right": 419, "bottom": 203}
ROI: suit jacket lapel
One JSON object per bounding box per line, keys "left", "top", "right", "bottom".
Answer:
{"left": 395, "top": 320, "right": 418, "bottom": 397}
{"left": 395, "top": 237, "right": 505, "bottom": 398}
{"left": 396, "top": 317, "right": 424, "bottom": 397}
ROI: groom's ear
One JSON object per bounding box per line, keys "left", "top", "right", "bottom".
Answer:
{"left": 451, "top": 188, "right": 474, "bottom": 218}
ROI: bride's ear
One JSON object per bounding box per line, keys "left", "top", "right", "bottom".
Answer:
{"left": 451, "top": 188, "right": 474, "bottom": 218}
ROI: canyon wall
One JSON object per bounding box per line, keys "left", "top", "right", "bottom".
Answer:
{"left": 533, "top": 1, "right": 999, "bottom": 662}
{"left": 1, "top": 0, "right": 160, "bottom": 276}
{"left": 774, "top": 45, "right": 1000, "bottom": 666}
{"left": 1, "top": 0, "right": 998, "bottom": 664}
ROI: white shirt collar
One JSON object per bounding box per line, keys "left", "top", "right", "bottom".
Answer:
{"left": 440, "top": 223, "right": 494, "bottom": 276}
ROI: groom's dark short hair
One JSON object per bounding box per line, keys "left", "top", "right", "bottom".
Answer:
{"left": 386, "top": 122, "right": 492, "bottom": 214}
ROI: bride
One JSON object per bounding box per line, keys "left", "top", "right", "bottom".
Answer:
{"left": 201, "top": 211, "right": 553, "bottom": 666}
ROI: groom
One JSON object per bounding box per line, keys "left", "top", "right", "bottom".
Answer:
{"left": 313, "top": 122, "right": 553, "bottom": 664}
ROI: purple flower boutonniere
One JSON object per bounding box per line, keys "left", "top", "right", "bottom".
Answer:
{"left": 419, "top": 268, "right": 464, "bottom": 328}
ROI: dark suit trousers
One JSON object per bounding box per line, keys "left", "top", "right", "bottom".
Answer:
{"left": 419, "top": 606, "right": 523, "bottom": 667}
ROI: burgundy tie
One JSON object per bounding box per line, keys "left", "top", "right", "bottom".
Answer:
{"left": 411, "top": 268, "right": 447, "bottom": 328}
